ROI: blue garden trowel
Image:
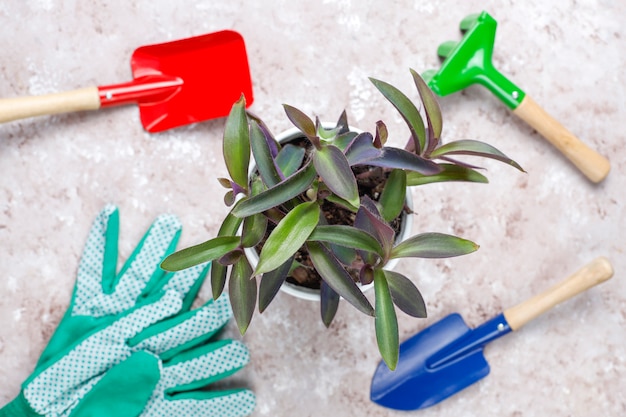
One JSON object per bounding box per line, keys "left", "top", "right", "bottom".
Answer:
{"left": 370, "top": 257, "right": 613, "bottom": 410}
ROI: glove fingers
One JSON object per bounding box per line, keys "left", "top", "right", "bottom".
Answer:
{"left": 115, "top": 214, "right": 182, "bottom": 301}
{"left": 24, "top": 291, "right": 182, "bottom": 413}
{"left": 160, "top": 390, "right": 256, "bottom": 417}
{"left": 162, "top": 340, "right": 251, "bottom": 390}
{"left": 133, "top": 295, "right": 232, "bottom": 358}
{"left": 74, "top": 205, "right": 120, "bottom": 310}
{"left": 161, "top": 262, "right": 211, "bottom": 312}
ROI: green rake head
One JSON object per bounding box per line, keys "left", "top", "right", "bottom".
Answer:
{"left": 423, "top": 11, "right": 525, "bottom": 109}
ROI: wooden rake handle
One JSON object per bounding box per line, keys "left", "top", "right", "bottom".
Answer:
{"left": 0, "top": 87, "right": 101, "bottom": 123}
{"left": 503, "top": 257, "right": 613, "bottom": 331}
{"left": 513, "top": 95, "right": 611, "bottom": 183}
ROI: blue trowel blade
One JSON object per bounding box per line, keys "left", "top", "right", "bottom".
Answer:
{"left": 370, "top": 312, "right": 511, "bottom": 410}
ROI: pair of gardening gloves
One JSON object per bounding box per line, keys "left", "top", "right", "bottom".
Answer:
{"left": 0, "top": 205, "right": 255, "bottom": 417}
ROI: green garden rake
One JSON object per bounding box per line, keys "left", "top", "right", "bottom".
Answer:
{"left": 423, "top": 11, "right": 610, "bottom": 183}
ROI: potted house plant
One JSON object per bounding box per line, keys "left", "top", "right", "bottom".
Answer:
{"left": 161, "top": 69, "right": 523, "bottom": 370}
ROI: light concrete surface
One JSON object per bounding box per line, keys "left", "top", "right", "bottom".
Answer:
{"left": 1, "top": 1, "right": 624, "bottom": 416}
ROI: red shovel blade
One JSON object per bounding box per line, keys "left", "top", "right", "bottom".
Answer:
{"left": 98, "top": 30, "right": 253, "bottom": 132}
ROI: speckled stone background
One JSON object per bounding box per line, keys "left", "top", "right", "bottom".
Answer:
{"left": 1, "top": 1, "right": 624, "bottom": 416}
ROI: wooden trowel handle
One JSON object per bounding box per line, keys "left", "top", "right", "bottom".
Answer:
{"left": 0, "top": 87, "right": 101, "bottom": 124}
{"left": 513, "top": 95, "right": 611, "bottom": 183}
{"left": 503, "top": 257, "right": 613, "bottom": 331}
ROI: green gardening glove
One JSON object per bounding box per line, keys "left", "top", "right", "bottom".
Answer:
{"left": 0, "top": 291, "right": 255, "bottom": 417}
{"left": 36, "top": 204, "right": 206, "bottom": 370}
{"left": 0, "top": 205, "right": 255, "bottom": 417}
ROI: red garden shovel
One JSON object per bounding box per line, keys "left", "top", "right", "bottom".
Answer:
{"left": 0, "top": 30, "right": 253, "bottom": 133}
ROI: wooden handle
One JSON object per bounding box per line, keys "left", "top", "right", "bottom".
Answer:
{"left": 0, "top": 87, "right": 101, "bottom": 123}
{"left": 513, "top": 95, "right": 611, "bottom": 183}
{"left": 503, "top": 257, "right": 613, "bottom": 331}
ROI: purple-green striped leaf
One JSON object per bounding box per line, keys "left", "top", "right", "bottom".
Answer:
{"left": 241, "top": 213, "right": 268, "bottom": 248}
{"left": 308, "top": 225, "right": 384, "bottom": 257}
{"left": 430, "top": 140, "right": 525, "bottom": 172}
{"left": 345, "top": 133, "right": 381, "bottom": 165}
{"left": 365, "top": 147, "right": 442, "bottom": 175}
{"left": 313, "top": 144, "right": 360, "bottom": 207}
{"left": 229, "top": 257, "right": 256, "bottom": 335}
{"left": 378, "top": 169, "right": 407, "bottom": 223}
{"left": 160, "top": 236, "right": 240, "bottom": 271}
{"left": 321, "top": 281, "right": 340, "bottom": 327}
{"left": 259, "top": 256, "right": 293, "bottom": 313}
{"left": 256, "top": 202, "right": 320, "bottom": 274}
{"left": 406, "top": 163, "right": 488, "bottom": 185}
{"left": 283, "top": 104, "right": 317, "bottom": 140}
{"left": 210, "top": 262, "right": 228, "bottom": 300}
{"left": 275, "top": 144, "right": 305, "bottom": 177}
{"left": 307, "top": 241, "right": 374, "bottom": 316}
{"left": 374, "top": 269, "right": 399, "bottom": 370}
{"left": 355, "top": 198, "right": 395, "bottom": 260}
{"left": 384, "top": 270, "right": 426, "bottom": 318}
{"left": 411, "top": 68, "right": 442, "bottom": 154}
{"left": 232, "top": 163, "right": 317, "bottom": 217}
{"left": 390, "top": 232, "right": 479, "bottom": 259}
{"left": 370, "top": 77, "right": 426, "bottom": 154}
{"left": 223, "top": 96, "right": 250, "bottom": 190}
{"left": 250, "top": 120, "right": 282, "bottom": 187}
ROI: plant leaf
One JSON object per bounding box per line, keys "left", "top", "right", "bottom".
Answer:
{"left": 374, "top": 121, "right": 387, "bottom": 148}
{"left": 308, "top": 225, "right": 384, "bottom": 257}
{"left": 241, "top": 213, "right": 268, "bottom": 248}
{"left": 378, "top": 169, "right": 407, "bottom": 223}
{"left": 210, "top": 262, "right": 228, "bottom": 300}
{"left": 275, "top": 144, "right": 305, "bottom": 177}
{"left": 323, "top": 193, "right": 359, "bottom": 213}
{"left": 329, "top": 244, "right": 357, "bottom": 266}
{"left": 307, "top": 241, "right": 374, "bottom": 316}
{"left": 229, "top": 257, "right": 256, "bottom": 335}
{"left": 232, "top": 163, "right": 317, "bottom": 218}
{"left": 283, "top": 104, "right": 317, "bottom": 139}
{"left": 259, "top": 256, "right": 293, "bottom": 313}
{"left": 223, "top": 96, "right": 250, "bottom": 190}
{"left": 250, "top": 120, "right": 282, "bottom": 187}
{"left": 354, "top": 198, "right": 395, "bottom": 261}
{"left": 384, "top": 270, "right": 426, "bottom": 318}
{"left": 345, "top": 132, "right": 381, "bottom": 165}
{"left": 160, "top": 236, "right": 241, "bottom": 271}
{"left": 333, "top": 131, "right": 359, "bottom": 151}
{"left": 406, "top": 163, "right": 488, "bottom": 185}
{"left": 374, "top": 269, "right": 399, "bottom": 370}
{"left": 411, "top": 68, "right": 442, "bottom": 152}
{"left": 430, "top": 140, "right": 525, "bottom": 172}
{"left": 391, "top": 232, "right": 479, "bottom": 259}
{"left": 218, "top": 248, "right": 243, "bottom": 266}
{"left": 256, "top": 202, "right": 320, "bottom": 274}
{"left": 320, "top": 281, "right": 340, "bottom": 327}
{"left": 218, "top": 211, "right": 244, "bottom": 236}
{"left": 365, "top": 147, "right": 442, "bottom": 175}
{"left": 370, "top": 77, "right": 426, "bottom": 154}
{"left": 208, "top": 212, "right": 244, "bottom": 299}
{"left": 313, "top": 145, "right": 360, "bottom": 207}
{"left": 334, "top": 110, "right": 350, "bottom": 135}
